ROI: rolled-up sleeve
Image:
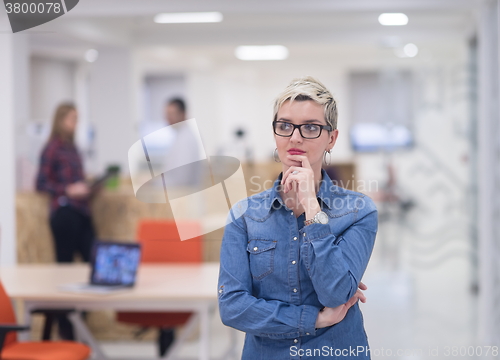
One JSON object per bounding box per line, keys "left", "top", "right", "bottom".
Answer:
{"left": 302, "top": 197, "right": 378, "bottom": 308}
{"left": 218, "top": 205, "right": 320, "bottom": 339}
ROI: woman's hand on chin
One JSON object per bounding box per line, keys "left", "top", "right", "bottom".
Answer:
{"left": 281, "top": 154, "right": 320, "bottom": 216}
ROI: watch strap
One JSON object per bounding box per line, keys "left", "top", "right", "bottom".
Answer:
{"left": 304, "top": 218, "right": 316, "bottom": 227}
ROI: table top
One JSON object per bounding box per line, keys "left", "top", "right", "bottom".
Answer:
{"left": 0, "top": 263, "right": 220, "bottom": 302}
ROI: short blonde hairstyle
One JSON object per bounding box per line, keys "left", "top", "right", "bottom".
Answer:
{"left": 273, "top": 76, "right": 338, "bottom": 130}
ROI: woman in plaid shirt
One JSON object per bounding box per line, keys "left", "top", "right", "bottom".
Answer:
{"left": 36, "top": 102, "right": 96, "bottom": 340}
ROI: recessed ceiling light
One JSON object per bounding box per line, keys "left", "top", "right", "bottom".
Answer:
{"left": 394, "top": 43, "right": 418, "bottom": 58}
{"left": 378, "top": 13, "right": 408, "bottom": 26}
{"left": 403, "top": 43, "right": 418, "bottom": 57}
{"left": 235, "top": 45, "right": 289, "bottom": 61}
{"left": 85, "top": 49, "right": 98, "bottom": 63}
{"left": 154, "top": 12, "right": 223, "bottom": 24}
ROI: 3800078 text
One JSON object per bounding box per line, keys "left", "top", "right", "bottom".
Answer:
{"left": 443, "top": 346, "right": 498, "bottom": 357}
{"left": 5, "top": 2, "right": 62, "bottom": 14}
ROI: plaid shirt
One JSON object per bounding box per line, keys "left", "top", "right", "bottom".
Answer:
{"left": 36, "top": 137, "right": 90, "bottom": 216}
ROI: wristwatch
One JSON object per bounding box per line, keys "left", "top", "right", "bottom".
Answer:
{"left": 304, "top": 211, "right": 329, "bottom": 226}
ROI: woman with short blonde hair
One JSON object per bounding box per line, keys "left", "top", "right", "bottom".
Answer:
{"left": 218, "top": 76, "right": 378, "bottom": 359}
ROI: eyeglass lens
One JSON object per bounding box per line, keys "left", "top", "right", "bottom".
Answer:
{"left": 274, "top": 121, "right": 322, "bottom": 138}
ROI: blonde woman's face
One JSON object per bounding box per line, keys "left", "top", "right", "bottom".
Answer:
{"left": 62, "top": 109, "right": 78, "bottom": 135}
{"left": 274, "top": 100, "right": 337, "bottom": 170}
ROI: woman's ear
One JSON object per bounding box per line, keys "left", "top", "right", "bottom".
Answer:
{"left": 328, "top": 129, "right": 339, "bottom": 150}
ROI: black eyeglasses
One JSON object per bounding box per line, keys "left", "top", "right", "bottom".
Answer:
{"left": 273, "top": 120, "right": 332, "bottom": 139}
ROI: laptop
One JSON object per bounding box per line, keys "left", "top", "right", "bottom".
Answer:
{"left": 59, "top": 241, "right": 142, "bottom": 294}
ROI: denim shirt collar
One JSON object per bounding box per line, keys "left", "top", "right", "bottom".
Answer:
{"left": 267, "top": 168, "right": 334, "bottom": 213}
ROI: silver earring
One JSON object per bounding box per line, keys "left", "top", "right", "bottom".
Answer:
{"left": 273, "top": 148, "right": 281, "bottom": 163}
{"left": 323, "top": 150, "right": 332, "bottom": 166}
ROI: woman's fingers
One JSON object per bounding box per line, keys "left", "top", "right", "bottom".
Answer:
{"left": 66, "top": 182, "right": 90, "bottom": 199}
{"left": 345, "top": 290, "right": 366, "bottom": 308}
{"left": 356, "top": 289, "right": 367, "bottom": 303}
{"left": 287, "top": 154, "right": 312, "bottom": 170}
{"left": 323, "top": 288, "right": 368, "bottom": 327}
{"left": 352, "top": 289, "right": 366, "bottom": 303}
{"left": 297, "top": 154, "right": 312, "bottom": 170}
{"left": 281, "top": 166, "right": 301, "bottom": 182}
{"left": 322, "top": 305, "right": 347, "bottom": 327}
{"left": 345, "top": 296, "right": 358, "bottom": 309}
{"left": 282, "top": 167, "right": 306, "bottom": 194}
{"left": 358, "top": 281, "right": 368, "bottom": 290}
{"left": 281, "top": 166, "right": 300, "bottom": 193}
{"left": 281, "top": 157, "right": 314, "bottom": 196}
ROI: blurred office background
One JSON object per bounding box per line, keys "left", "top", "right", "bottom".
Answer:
{"left": 0, "top": 0, "right": 499, "bottom": 359}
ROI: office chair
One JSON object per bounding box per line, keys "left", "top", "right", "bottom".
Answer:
{"left": 116, "top": 219, "right": 203, "bottom": 357}
{"left": 0, "top": 280, "right": 91, "bottom": 360}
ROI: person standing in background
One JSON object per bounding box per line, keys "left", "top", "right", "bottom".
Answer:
{"left": 36, "top": 102, "right": 96, "bottom": 340}
{"left": 163, "top": 97, "right": 203, "bottom": 188}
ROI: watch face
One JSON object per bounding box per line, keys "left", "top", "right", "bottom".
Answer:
{"left": 316, "top": 211, "right": 329, "bottom": 224}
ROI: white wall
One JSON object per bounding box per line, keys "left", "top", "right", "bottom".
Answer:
{"left": 89, "top": 47, "right": 137, "bottom": 175}
{"left": 477, "top": 0, "right": 500, "bottom": 345}
{"left": 0, "top": 15, "right": 21, "bottom": 265}
{"left": 17, "top": 57, "right": 78, "bottom": 191}
{"left": 143, "top": 74, "right": 186, "bottom": 125}
{"left": 30, "top": 57, "right": 75, "bottom": 122}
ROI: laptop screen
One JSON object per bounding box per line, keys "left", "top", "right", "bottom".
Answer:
{"left": 90, "top": 241, "right": 141, "bottom": 287}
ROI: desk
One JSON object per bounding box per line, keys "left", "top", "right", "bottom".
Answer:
{"left": 0, "top": 263, "right": 236, "bottom": 360}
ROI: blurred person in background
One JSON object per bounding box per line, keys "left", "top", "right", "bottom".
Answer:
{"left": 163, "top": 97, "right": 203, "bottom": 188}
{"left": 36, "top": 102, "right": 96, "bottom": 340}
{"left": 146, "top": 97, "right": 204, "bottom": 356}
{"left": 218, "top": 77, "right": 378, "bottom": 359}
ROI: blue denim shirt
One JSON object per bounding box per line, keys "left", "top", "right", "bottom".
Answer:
{"left": 218, "top": 169, "right": 378, "bottom": 360}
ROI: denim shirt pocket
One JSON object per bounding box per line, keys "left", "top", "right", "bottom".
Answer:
{"left": 246, "top": 239, "right": 277, "bottom": 280}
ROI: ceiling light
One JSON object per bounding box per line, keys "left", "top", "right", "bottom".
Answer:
{"left": 235, "top": 45, "right": 289, "bottom": 61}
{"left": 403, "top": 43, "right": 418, "bottom": 57}
{"left": 85, "top": 49, "right": 98, "bottom": 63}
{"left": 378, "top": 13, "right": 408, "bottom": 26}
{"left": 394, "top": 43, "right": 418, "bottom": 58}
{"left": 154, "top": 12, "right": 223, "bottom": 24}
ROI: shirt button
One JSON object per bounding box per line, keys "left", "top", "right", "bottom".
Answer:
{"left": 306, "top": 332, "right": 310, "bottom": 335}
{"left": 303, "top": 233, "right": 306, "bottom": 237}
{"left": 253, "top": 247, "right": 258, "bottom": 251}
{"left": 291, "top": 260, "right": 296, "bottom": 265}
{"left": 291, "top": 212, "right": 294, "bottom": 216}
{"left": 293, "top": 236, "right": 297, "bottom": 241}
{"left": 293, "top": 339, "right": 298, "bottom": 343}
{"left": 293, "top": 288, "right": 298, "bottom": 293}
{"left": 218, "top": 289, "right": 222, "bottom": 293}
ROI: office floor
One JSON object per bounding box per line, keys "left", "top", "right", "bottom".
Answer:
{"left": 361, "top": 205, "right": 479, "bottom": 360}
{"left": 100, "top": 204, "right": 481, "bottom": 360}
